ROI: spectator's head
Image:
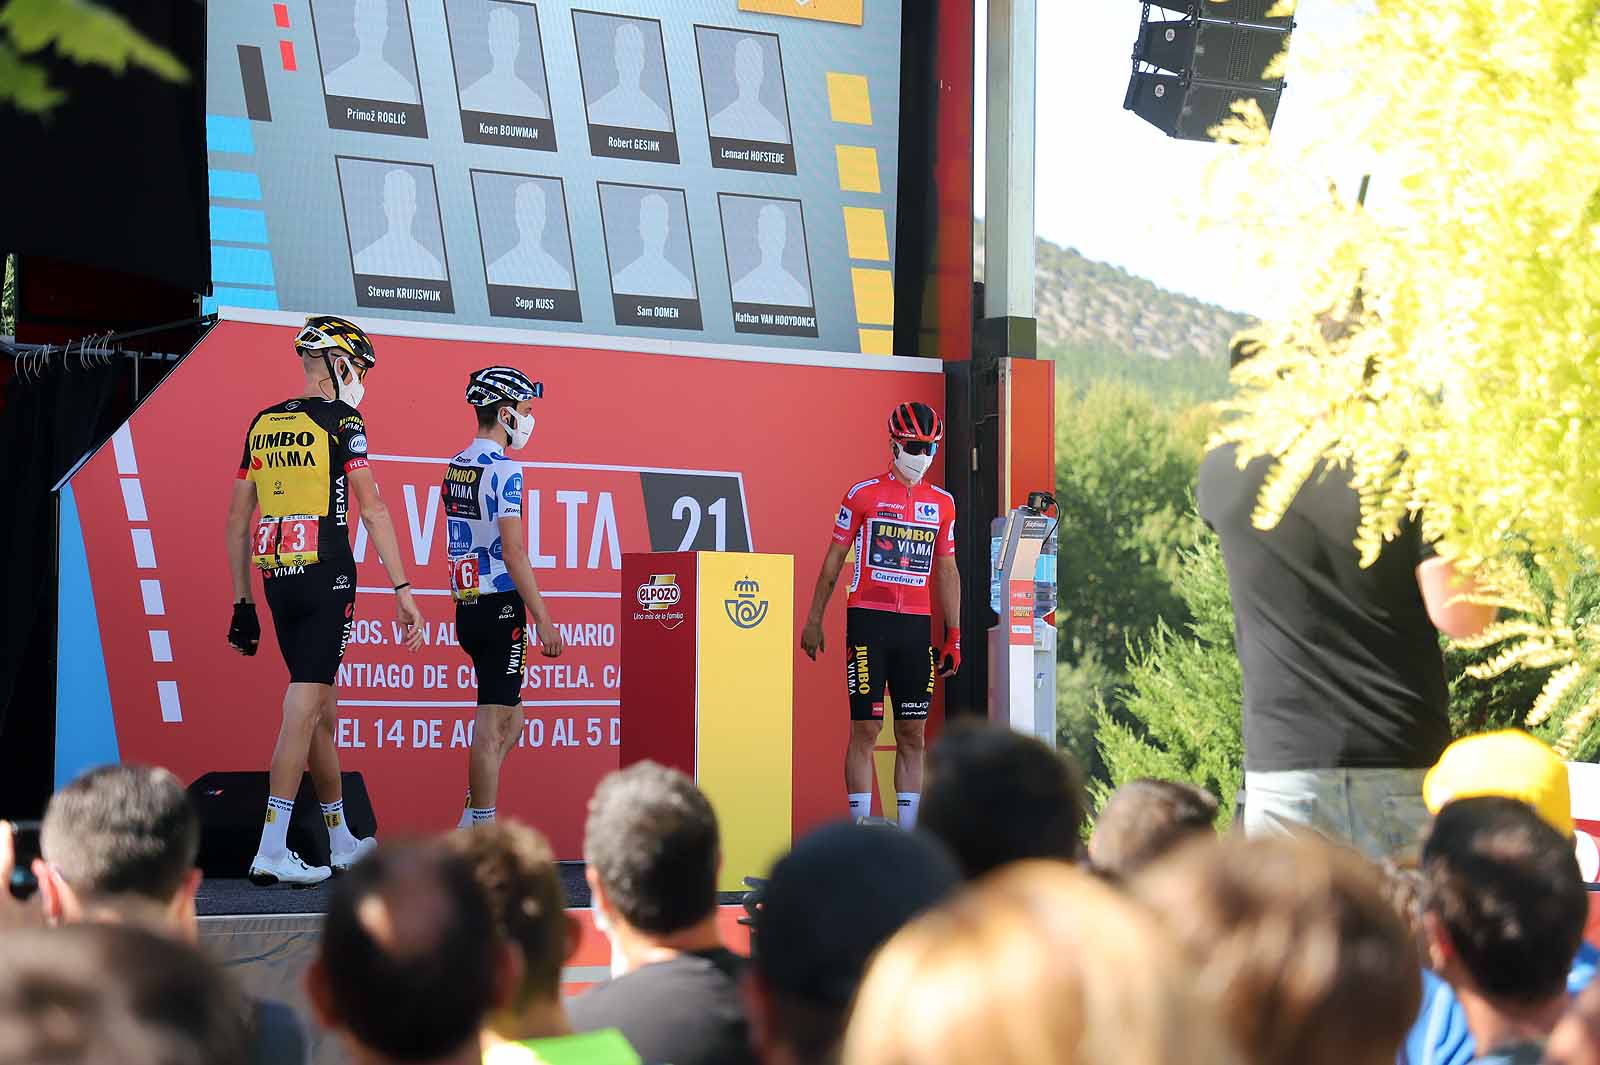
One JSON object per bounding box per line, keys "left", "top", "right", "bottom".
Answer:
{"left": 445, "top": 820, "right": 579, "bottom": 1042}
{"left": 1088, "top": 778, "right": 1218, "bottom": 878}
{"left": 1134, "top": 835, "right": 1420, "bottom": 1065}
{"left": 34, "top": 765, "right": 202, "bottom": 938}
{"left": 1420, "top": 796, "right": 1586, "bottom": 1009}
{"left": 747, "top": 822, "right": 960, "bottom": 1065}
{"left": 309, "top": 840, "right": 512, "bottom": 1064}
{"left": 844, "top": 861, "right": 1236, "bottom": 1065}
{"left": 1547, "top": 981, "right": 1600, "bottom": 1065}
{"left": 1376, "top": 860, "right": 1430, "bottom": 964}
{"left": 583, "top": 761, "right": 719, "bottom": 944}
{"left": 0, "top": 922, "right": 247, "bottom": 1065}
{"left": 918, "top": 721, "right": 1086, "bottom": 878}
{"left": 1424, "top": 730, "right": 1573, "bottom": 836}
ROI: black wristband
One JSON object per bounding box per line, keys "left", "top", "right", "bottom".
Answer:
{"left": 393, "top": 582, "right": 411, "bottom": 592}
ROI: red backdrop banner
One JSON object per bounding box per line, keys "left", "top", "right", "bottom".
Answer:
{"left": 59, "top": 320, "right": 943, "bottom": 856}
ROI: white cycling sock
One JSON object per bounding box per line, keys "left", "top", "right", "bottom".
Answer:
{"left": 848, "top": 793, "right": 872, "bottom": 821}
{"left": 896, "top": 792, "right": 921, "bottom": 830}
{"left": 322, "top": 800, "right": 359, "bottom": 853}
{"left": 258, "top": 796, "right": 294, "bottom": 859}
{"left": 469, "top": 807, "right": 497, "bottom": 825}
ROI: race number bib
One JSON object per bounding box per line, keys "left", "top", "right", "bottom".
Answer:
{"left": 449, "top": 555, "right": 481, "bottom": 602}
{"left": 253, "top": 516, "right": 321, "bottom": 569}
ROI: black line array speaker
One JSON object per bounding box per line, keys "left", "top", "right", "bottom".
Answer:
{"left": 1125, "top": 2, "right": 1293, "bottom": 141}
{"left": 188, "top": 772, "right": 378, "bottom": 877}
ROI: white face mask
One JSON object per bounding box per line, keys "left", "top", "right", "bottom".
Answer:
{"left": 892, "top": 442, "right": 934, "bottom": 484}
{"left": 500, "top": 407, "right": 535, "bottom": 450}
{"left": 331, "top": 356, "right": 365, "bottom": 408}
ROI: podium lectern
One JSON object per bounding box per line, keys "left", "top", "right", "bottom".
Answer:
{"left": 619, "top": 552, "right": 794, "bottom": 890}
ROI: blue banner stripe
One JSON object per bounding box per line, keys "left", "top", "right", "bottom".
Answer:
{"left": 56, "top": 483, "right": 120, "bottom": 786}
{"left": 211, "top": 245, "right": 276, "bottom": 286}
{"left": 210, "top": 206, "right": 269, "bottom": 244}
{"left": 209, "top": 286, "right": 281, "bottom": 310}
{"left": 208, "top": 168, "right": 262, "bottom": 200}
{"left": 206, "top": 114, "right": 255, "bottom": 155}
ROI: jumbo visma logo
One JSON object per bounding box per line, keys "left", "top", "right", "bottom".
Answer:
{"left": 725, "top": 577, "right": 769, "bottom": 629}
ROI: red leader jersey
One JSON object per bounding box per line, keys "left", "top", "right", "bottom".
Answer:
{"left": 829, "top": 472, "right": 957, "bottom": 616}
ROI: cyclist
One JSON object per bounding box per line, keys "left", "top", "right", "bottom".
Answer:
{"left": 225, "top": 314, "right": 425, "bottom": 886}
{"left": 445, "top": 367, "right": 564, "bottom": 828}
{"left": 801, "top": 401, "right": 960, "bottom": 830}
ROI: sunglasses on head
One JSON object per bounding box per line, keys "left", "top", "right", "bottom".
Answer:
{"left": 898, "top": 439, "right": 938, "bottom": 457}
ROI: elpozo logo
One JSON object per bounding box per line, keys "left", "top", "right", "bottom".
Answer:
{"left": 637, "top": 574, "right": 681, "bottom": 611}
{"left": 725, "top": 577, "right": 769, "bottom": 630}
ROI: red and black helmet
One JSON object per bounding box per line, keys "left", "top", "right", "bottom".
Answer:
{"left": 888, "top": 401, "right": 944, "bottom": 443}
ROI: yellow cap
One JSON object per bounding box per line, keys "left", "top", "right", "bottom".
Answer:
{"left": 1424, "top": 730, "right": 1573, "bottom": 837}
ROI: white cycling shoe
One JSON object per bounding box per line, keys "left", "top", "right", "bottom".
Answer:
{"left": 331, "top": 836, "right": 378, "bottom": 873}
{"left": 248, "top": 850, "right": 332, "bottom": 887}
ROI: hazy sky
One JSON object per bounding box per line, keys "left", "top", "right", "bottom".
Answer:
{"left": 974, "top": 1, "right": 1363, "bottom": 317}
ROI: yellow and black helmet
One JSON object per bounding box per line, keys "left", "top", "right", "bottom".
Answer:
{"left": 293, "top": 315, "right": 376, "bottom": 371}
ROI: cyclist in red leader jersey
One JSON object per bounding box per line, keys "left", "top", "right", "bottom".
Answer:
{"left": 801, "top": 402, "right": 960, "bottom": 830}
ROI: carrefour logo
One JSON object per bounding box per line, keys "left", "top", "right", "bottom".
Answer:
{"left": 637, "top": 575, "right": 681, "bottom": 611}
{"left": 725, "top": 577, "right": 769, "bottom": 630}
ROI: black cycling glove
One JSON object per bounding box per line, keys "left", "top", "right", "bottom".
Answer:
{"left": 228, "top": 601, "right": 260, "bottom": 656}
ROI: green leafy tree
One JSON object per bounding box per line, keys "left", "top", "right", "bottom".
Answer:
{"left": 1196, "top": 0, "right": 1600, "bottom": 750}
{"left": 1, "top": 0, "right": 187, "bottom": 114}
{"left": 1093, "top": 531, "right": 1243, "bottom": 825}
{"left": 1054, "top": 381, "right": 1212, "bottom": 680}
{"left": 1050, "top": 381, "right": 1214, "bottom": 779}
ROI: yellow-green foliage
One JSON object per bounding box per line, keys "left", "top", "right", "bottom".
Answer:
{"left": 0, "top": 0, "right": 187, "bottom": 115}
{"left": 1200, "top": 0, "right": 1600, "bottom": 751}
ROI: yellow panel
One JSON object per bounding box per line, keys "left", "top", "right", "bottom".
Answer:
{"left": 874, "top": 748, "right": 897, "bottom": 824}
{"left": 738, "top": 0, "right": 864, "bottom": 25}
{"left": 851, "top": 267, "right": 895, "bottom": 325}
{"left": 858, "top": 328, "right": 894, "bottom": 355}
{"left": 835, "top": 145, "right": 881, "bottom": 194}
{"left": 695, "top": 552, "right": 795, "bottom": 890}
{"left": 826, "top": 73, "right": 873, "bottom": 125}
{"left": 842, "top": 206, "right": 890, "bottom": 260}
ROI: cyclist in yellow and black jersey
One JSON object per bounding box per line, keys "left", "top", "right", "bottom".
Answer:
{"left": 224, "top": 315, "right": 424, "bottom": 887}
{"left": 237, "top": 397, "right": 365, "bottom": 571}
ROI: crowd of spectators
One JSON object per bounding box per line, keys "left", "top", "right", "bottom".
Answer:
{"left": 1, "top": 721, "right": 1597, "bottom": 1065}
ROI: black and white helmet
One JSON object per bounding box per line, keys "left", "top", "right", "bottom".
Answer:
{"left": 465, "top": 366, "right": 542, "bottom": 407}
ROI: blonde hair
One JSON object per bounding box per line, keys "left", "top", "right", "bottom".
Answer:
{"left": 842, "top": 861, "right": 1238, "bottom": 1065}
{"left": 1133, "top": 835, "right": 1421, "bottom": 1065}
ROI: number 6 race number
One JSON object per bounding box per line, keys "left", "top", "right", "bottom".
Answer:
{"left": 449, "top": 556, "right": 481, "bottom": 602}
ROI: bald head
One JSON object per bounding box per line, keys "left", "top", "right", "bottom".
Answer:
{"left": 313, "top": 842, "right": 497, "bottom": 1061}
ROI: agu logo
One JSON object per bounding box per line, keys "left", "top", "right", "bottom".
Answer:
{"left": 637, "top": 574, "right": 681, "bottom": 611}
{"left": 725, "top": 577, "right": 769, "bottom": 630}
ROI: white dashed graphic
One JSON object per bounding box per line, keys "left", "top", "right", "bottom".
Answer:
{"left": 115, "top": 424, "right": 182, "bottom": 723}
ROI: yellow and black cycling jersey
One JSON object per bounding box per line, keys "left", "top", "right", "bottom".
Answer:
{"left": 237, "top": 397, "right": 369, "bottom": 571}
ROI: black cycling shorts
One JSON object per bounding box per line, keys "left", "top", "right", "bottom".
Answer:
{"left": 845, "top": 608, "right": 935, "bottom": 722}
{"left": 458, "top": 591, "right": 527, "bottom": 707}
{"left": 263, "top": 562, "right": 356, "bottom": 686}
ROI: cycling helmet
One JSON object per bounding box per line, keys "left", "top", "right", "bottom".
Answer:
{"left": 888, "top": 401, "right": 944, "bottom": 443}
{"left": 294, "top": 315, "right": 376, "bottom": 371}
{"left": 465, "top": 366, "right": 543, "bottom": 407}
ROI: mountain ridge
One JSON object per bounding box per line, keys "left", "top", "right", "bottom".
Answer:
{"left": 974, "top": 222, "right": 1250, "bottom": 365}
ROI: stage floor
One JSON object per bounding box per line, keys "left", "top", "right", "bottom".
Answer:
{"left": 197, "top": 861, "right": 748, "bottom": 917}
{"left": 197, "top": 861, "right": 597, "bottom": 916}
